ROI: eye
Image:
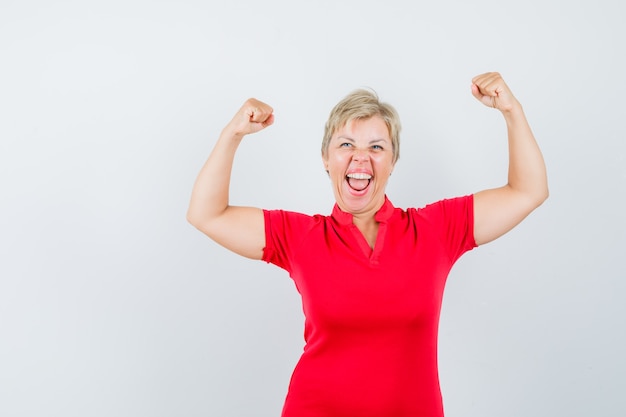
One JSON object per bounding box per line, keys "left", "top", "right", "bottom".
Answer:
{"left": 371, "top": 144, "right": 383, "bottom": 150}
{"left": 340, "top": 142, "right": 352, "bottom": 148}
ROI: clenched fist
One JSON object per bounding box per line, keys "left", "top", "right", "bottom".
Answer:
{"left": 224, "top": 98, "right": 275, "bottom": 137}
{"left": 471, "top": 72, "right": 520, "bottom": 113}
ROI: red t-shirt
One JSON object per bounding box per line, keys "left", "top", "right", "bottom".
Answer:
{"left": 263, "top": 195, "right": 476, "bottom": 417}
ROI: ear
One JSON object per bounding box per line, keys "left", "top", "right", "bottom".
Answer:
{"left": 322, "top": 154, "right": 329, "bottom": 172}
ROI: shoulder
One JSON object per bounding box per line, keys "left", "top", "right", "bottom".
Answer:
{"left": 408, "top": 195, "right": 473, "bottom": 215}
{"left": 262, "top": 209, "right": 331, "bottom": 269}
{"left": 263, "top": 209, "right": 327, "bottom": 235}
{"left": 399, "top": 195, "right": 474, "bottom": 231}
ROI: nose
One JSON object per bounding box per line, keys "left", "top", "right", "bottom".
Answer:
{"left": 352, "top": 148, "right": 370, "bottom": 162}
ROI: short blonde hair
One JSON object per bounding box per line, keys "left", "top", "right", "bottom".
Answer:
{"left": 322, "top": 89, "right": 401, "bottom": 163}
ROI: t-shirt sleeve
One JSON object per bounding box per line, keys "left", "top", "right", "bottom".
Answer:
{"left": 419, "top": 194, "right": 477, "bottom": 263}
{"left": 262, "top": 209, "right": 315, "bottom": 273}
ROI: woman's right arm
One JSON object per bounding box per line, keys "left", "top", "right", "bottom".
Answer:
{"left": 186, "top": 99, "right": 274, "bottom": 260}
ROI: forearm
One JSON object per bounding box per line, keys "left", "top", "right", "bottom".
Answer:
{"left": 503, "top": 104, "right": 549, "bottom": 205}
{"left": 186, "top": 129, "right": 244, "bottom": 226}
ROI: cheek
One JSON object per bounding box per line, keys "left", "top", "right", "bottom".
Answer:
{"left": 327, "top": 154, "right": 348, "bottom": 170}
{"left": 373, "top": 155, "right": 394, "bottom": 169}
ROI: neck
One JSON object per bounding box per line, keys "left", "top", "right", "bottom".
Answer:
{"left": 352, "top": 212, "right": 379, "bottom": 250}
{"left": 351, "top": 212, "right": 377, "bottom": 229}
{"left": 337, "top": 194, "right": 386, "bottom": 222}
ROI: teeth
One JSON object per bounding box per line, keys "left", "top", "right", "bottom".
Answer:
{"left": 346, "top": 173, "right": 372, "bottom": 180}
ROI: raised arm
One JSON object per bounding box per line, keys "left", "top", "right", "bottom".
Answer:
{"left": 471, "top": 72, "right": 549, "bottom": 246}
{"left": 186, "top": 99, "right": 274, "bottom": 259}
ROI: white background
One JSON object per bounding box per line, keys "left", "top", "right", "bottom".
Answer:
{"left": 1, "top": 1, "right": 624, "bottom": 416}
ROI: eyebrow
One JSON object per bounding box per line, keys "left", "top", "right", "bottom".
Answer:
{"left": 336, "top": 136, "right": 389, "bottom": 144}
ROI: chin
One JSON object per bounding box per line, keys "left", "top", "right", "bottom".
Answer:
{"left": 337, "top": 184, "right": 380, "bottom": 213}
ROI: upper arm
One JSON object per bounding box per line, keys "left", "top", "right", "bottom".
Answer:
{"left": 473, "top": 185, "right": 544, "bottom": 246}
{"left": 188, "top": 206, "right": 265, "bottom": 260}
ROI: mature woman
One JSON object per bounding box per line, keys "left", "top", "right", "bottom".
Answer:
{"left": 187, "top": 72, "right": 548, "bottom": 417}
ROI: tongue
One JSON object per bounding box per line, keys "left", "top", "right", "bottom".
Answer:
{"left": 348, "top": 178, "right": 370, "bottom": 191}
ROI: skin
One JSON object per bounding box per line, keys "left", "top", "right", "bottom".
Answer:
{"left": 186, "top": 98, "right": 272, "bottom": 260}
{"left": 323, "top": 116, "right": 395, "bottom": 248}
{"left": 470, "top": 72, "right": 549, "bottom": 245}
{"left": 187, "top": 72, "right": 548, "bottom": 259}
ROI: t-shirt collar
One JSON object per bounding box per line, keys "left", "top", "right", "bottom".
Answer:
{"left": 331, "top": 195, "right": 395, "bottom": 226}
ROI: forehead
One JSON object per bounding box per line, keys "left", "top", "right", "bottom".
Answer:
{"left": 332, "top": 115, "right": 391, "bottom": 141}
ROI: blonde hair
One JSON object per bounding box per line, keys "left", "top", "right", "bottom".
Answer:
{"left": 322, "top": 89, "right": 401, "bottom": 163}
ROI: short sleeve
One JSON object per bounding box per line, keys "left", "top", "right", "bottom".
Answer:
{"left": 262, "top": 209, "right": 317, "bottom": 273}
{"left": 418, "top": 195, "right": 477, "bottom": 263}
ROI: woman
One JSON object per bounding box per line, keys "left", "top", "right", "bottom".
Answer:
{"left": 187, "top": 72, "right": 548, "bottom": 417}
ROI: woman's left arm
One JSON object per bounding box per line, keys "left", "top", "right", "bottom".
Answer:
{"left": 471, "top": 72, "right": 549, "bottom": 246}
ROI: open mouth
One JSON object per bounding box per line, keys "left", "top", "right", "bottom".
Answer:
{"left": 346, "top": 172, "right": 372, "bottom": 192}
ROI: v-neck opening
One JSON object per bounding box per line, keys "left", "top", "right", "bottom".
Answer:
{"left": 349, "top": 222, "right": 388, "bottom": 264}
{"left": 331, "top": 197, "right": 394, "bottom": 265}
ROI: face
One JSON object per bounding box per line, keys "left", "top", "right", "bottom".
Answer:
{"left": 323, "top": 115, "right": 395, "bottom": 217}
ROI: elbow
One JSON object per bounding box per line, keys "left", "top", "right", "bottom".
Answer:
{"left": 186, "top": 208, "right": 203, "bottom": 230}
{"left": 186, "top": 212, "right": 195, "bottom": 227}
{"left": 525, "top": 172, "right": 549, "bottom": 209}
{"left": 532, "top": 183, "right": 550, "bottom": 209}
{"left": 186, "top": 208, "right": 220, "bottom": 239}
{"left": 541, "top": 184, "right": 550, "bottom": 204}
{"left": 511, "top": 181, "right": 549, "bottom": 212}
{"left": 539, "top": 177, "right": 550, "bottom": 204}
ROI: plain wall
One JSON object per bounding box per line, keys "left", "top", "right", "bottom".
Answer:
{"left": 1, "top": 0, "right": 624, "bottom": 416}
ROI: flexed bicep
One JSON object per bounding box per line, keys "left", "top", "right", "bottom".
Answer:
{"left": 470, "top": 73, "right": 548, "bottom": 245}
{"left": 187, "top": 98, "right": 275, "bottom": 259}
{"left": 196, "top": 206, "right": 266, "bottom": 260}
{"left": 473, "top": 186, "right": 540, "bottom": 246}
